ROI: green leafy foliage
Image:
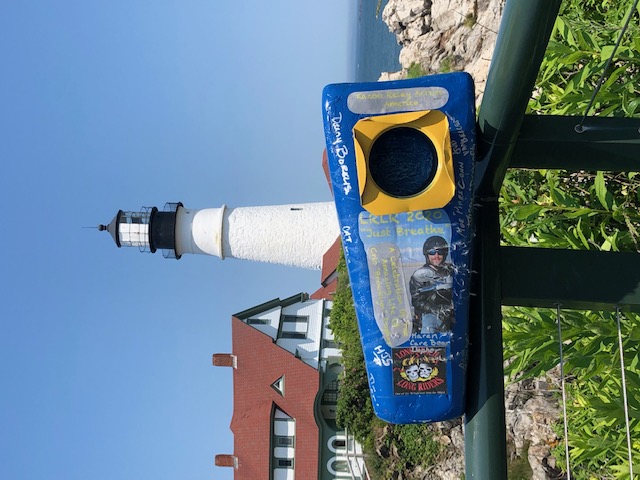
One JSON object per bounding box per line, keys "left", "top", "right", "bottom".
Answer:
{"left": 529, "top": 0, "right": 640, "bottom": 117}
{"left": 331, "top": 254, "right": 375, "bottom": 447}
{"left": 503, "top": 309, "right": 640, "bottom": 479}
{"left": 502, "top": 2, "right": 640, "bottom": 477}
{"left": 387, "top": 423, "right": 442, "bottom": 471}
{"left": 501, "top": 169, "right": 640, "bottom": 251}
{"left": 330, "top": 253, "right": 443, "bottom": 479}
{"left": 407, "top": 62, "right": 429, "bottom": 79}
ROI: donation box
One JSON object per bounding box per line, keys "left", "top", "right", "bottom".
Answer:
{"left": 322, "top": 73, "right": 476, "bottom": 423}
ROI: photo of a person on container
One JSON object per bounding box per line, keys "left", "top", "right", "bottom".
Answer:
{"left": 409, "top": 236, "right": 454, "bottom": 333}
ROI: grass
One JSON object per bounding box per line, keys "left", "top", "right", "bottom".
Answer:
{"left": 464, "top": 13, "right": 477, "bottom": 28}
{"left": 407, "top": 62, "right": 429, "bottom": 78}
{"left": 438, "top": 56, "right": 456, "bottom": 73}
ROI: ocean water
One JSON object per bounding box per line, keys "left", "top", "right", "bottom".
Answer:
{"left": 354, "top": 0, "right": 402, "bottom": 82}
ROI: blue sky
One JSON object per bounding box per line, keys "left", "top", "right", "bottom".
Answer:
{"left": 0, "top": 1, "right": 355, "bottom": 479}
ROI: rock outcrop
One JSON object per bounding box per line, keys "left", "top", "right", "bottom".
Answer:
{"left": 371, "top": 375, "right": 563, "bottom": 479}
{"left": 504, "top": 373, "right": 564, "bottom": 480}
{"left": 379, "top": 0, "right": 505, "bottom": 103}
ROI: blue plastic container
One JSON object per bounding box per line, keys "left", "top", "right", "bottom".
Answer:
{"left": 322, "top": 73, "right": 476, "bottom": 423}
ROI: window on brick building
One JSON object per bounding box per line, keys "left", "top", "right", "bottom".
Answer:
{"left": 279, "top": 315, "right": 308, "bottom": 339}
{"left": 275, "top": 435, "right": 294, "bottom": 447}
{"left": 246, "top": 318, "right": 269, "bottom": 325}
{"left": 272, "top": 408, "right": 296, "bottom": 478}
{"left": 271, "top": 375, "right": 285, "bottom": 397}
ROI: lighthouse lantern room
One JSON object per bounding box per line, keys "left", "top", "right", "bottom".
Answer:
{"left": 99, "top": 202, "right": 183, "bottom": 259}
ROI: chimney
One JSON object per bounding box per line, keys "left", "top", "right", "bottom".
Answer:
{"left": 215, "top": 454, "right": 238, "bottom": 468}
{"left": 212, "top": 353, "right": 237, "bottom": 368}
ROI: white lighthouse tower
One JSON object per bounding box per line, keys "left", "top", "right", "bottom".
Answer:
{"left": 99, "top": 201, "right": 340, "bottom": 270}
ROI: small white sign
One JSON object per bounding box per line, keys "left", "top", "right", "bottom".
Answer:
{"left": 347, "top": 87, "right": 449, "bottom": 114}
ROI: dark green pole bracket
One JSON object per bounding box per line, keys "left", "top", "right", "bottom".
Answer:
{"left": 501, "top": 247, "right": 640, "bottom": 312}
{"left": 512, "top": 115, "right": 640, "bottom": 171}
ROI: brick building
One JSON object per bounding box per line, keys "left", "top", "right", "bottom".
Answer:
{"left": 214, "top": 242, "right": 369, "bottom": 480}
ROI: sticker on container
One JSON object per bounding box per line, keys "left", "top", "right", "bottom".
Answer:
{"left": 392, "top": 346, "right": 448, "bottom": 395}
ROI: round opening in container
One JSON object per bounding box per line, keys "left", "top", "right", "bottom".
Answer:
{"left": 368, "top": 127, "right": 438, "bottom": 198}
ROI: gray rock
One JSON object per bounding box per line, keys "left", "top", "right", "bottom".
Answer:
{"left": 380, "top": 0, "right": 505, "bottom": 104}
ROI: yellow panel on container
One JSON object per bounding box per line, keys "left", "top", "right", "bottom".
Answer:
{"left": 353, "top": 110, "right": 455, "bottom": 215}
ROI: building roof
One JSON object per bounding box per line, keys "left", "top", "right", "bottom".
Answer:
{"left": 230, "top": 317, "right": 320, "bottom": 479}
{"left": 317, "top": 238, "right": 341, "bottom": 297}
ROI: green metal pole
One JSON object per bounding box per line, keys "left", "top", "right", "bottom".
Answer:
{"left": 465, "top": 1, "right": 562, "bottom": 478}
{"left": 475, "top": 0, "right": 562, "bottom": 196}
{"left": 466, "top": 198, "right": 505, "bottom": 479}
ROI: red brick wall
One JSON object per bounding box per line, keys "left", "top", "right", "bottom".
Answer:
{"left": 215, "top": 454, "right": 237, "bottom": 468}
{"left": 212, "top": 353, "right": 236, "bottom": 367}
{"left": 231, "top": 318, "right": 320, "bottom": 479}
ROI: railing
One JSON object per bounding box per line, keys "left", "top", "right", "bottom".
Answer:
{"left": 466, "top": 0, "right": 640, "bottom": 478}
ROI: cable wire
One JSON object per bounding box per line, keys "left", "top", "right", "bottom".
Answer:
{"left": 556, "top": 304, "right": 572, "bottom": 480}
{"left": 576, "top": 0, "right": 640, "bottom": 133}
{"left": 615, "top": 307, "right": 635, "bottom": 479}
